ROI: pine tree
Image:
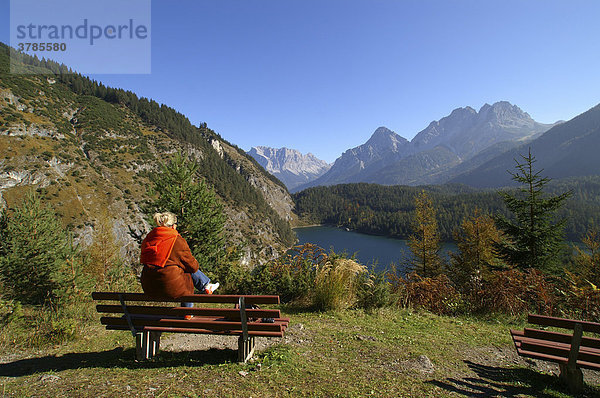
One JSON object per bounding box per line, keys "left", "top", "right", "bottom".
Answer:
{"left": 495, "top": 149, "right": 571, "bottom": 272}
{"left": 0, "top": 192, "right": 77, "bottom": 306}
{"left": 150, "top": 154, "right": 227, "bottom": 275}
{"left": 449, "top": 208, "right": 505, "bottom": 291}
{"left": 407, "top": 190, "right": 444, "bottom": 277}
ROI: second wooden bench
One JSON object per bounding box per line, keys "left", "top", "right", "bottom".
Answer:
{"left": 511, "top": 314, "right": 600, "bottom": 393}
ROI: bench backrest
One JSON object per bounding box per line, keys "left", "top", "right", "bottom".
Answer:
{"left": 528, "top": 314, "right": 600, "bottom": 334}
{"left": 92, "top": 292, "right": 280, "bottom": 305}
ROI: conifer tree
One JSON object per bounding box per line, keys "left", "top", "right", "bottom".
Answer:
{"left": 150, "top": 154, "right": 227, "bottom": 275}
{"left": 449, "top": 208, "right": 505, "bottom": 291}
{"left": 407, "top": 190, "right": 444, "bottom": 277}
{"left": 0, "top": 192, "right": 78, "bottom": 306}
{"left": 495, "top": 149, "right": 571, "bottom": 272}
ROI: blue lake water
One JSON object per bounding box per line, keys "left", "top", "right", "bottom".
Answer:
{"left": 294, "top": 225, "right": 456, "bottom": 273}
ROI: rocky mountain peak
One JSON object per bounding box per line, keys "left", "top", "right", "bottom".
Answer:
{"left": 450, "top": 106, "right": 477, "bottom": 117}
{"left": 479, "top": 101, "right": 534, "bottom": 126}
{"left": 365, "top": 127, "right": 409, "bottom": 152}
{"left": 248, "top": 146, "right": 331, "bottom": 191}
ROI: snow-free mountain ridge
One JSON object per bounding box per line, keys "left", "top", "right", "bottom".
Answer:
{"left": 294, "top": 101, "right": 558, "bottom": 190}
{"left": 450, "top": 103, "right": 600, "bottom": 187}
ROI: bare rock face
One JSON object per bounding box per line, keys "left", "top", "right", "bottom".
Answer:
{"left": 248, "top": 146, "right": 331, "bottom": 191}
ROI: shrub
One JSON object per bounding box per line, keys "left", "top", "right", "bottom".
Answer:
{"left": 479, "top": 268, "right": 553, "bottom": 316}
{"left": 313, "top": 257, "right": 367, "bottom": 311}
{"left": 248, "top": 244, "right": 323, "bottom": 303}
{"left": 210, "top": 247, "right": 249, "bottom": 294}
{"left": 556, "top": 270, "right": 600, "bottom": 321}
{"left": 392, "top": 272, "right": 461, "bottom": 315}
{"left": 356, "top": 269, "right": 394, "bottom": 311}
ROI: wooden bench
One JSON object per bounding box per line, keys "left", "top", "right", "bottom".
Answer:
{"left": 511, "top": 314, "right": 600, "bottom": 393}
{"left": 92, "top": 292, "right": 290, "bottom": 363}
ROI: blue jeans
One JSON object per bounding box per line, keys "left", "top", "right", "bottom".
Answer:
{"left": 181, "top": 270, "right": 211, "bottom": 308}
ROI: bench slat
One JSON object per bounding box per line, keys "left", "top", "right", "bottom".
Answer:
{"left": 517, "top": 337, "right": 600, "bottom": 356}
{"left": 100, "top": 316, "right": 286, "bottom": 333}
{"left": 105, "top": 325, "right": 284, "bottom": 337}
{"left": 92, "top": 292, "right": 280, "bottom": 304}
{"left": 523, "top": 328, "right": 600, "bottom": 350}
{"left": 519, "top": 338, "right": 600, "bottom": 364}
{"left": 512, "top": 332, "right": 600, "bottom": 355}
{"left": 517, "top": 348, "right": 600, "bottom": 371}
{"left": 527, "top": 314, "right": 600, "bottom": 334}
{"left": 96, "top": 304, "right": 281, "bottom": 319}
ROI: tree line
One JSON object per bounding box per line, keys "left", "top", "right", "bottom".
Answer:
{"left": 293, "top": 177, "right": 600, "bottom": 242}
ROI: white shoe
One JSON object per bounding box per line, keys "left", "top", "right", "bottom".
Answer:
{"left": 204, "top": 282, "right": 219, "bottom": 294}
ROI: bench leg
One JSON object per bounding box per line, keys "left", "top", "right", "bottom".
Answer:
{"left": 135, "top": 332, "right": 144, "bottom": 361}
{"left": 559, "top": 363, "right": 583, "bottom": 394}
{"left": 136, "top": 331, "right": 154, "bottom": 361}
{"left": 238, "top": 336, "right": 256, "bottom": 363}
{"left": 150, "top": 332, "right": 161, "bottom": 358}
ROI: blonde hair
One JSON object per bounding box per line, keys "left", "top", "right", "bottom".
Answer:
{"left": 153, "top": 212, "right": 177, "bottom": 227}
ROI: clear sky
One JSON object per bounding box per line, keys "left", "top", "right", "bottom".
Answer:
{"left": 2, "top": 0, "right": 600, "bottom": 163}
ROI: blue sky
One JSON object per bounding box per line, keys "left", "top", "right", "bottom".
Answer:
{"left": 2, "top": 0, "right": 600, "bottom": 163}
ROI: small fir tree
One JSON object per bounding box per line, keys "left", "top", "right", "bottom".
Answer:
{"left": 0, "top": 191, "right": 78, "bottom": 306}
{"left": 407, "top": 190, "right": 444, "bottom": 277}
{"left": 495, "top": 149, "right": 571, "bottom": 273}
{"left": 150, "top": 154, "right": 227, "bottom": 275}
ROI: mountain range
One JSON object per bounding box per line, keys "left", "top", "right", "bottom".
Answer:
{"left": 291, "top": 101, "right": 560, "bottom": 191}
{"left": 247, "top": 147, "right": 330, "bottom": 191}
{"left": 450, "top": 103, "right": 600, "bottom": 187}
{"left": 253, "top": 101, "right": 578, "bottom": 191}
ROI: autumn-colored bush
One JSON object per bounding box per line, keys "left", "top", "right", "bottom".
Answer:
{"left": 555, "top": 270, "right": 600, "bottom": 321}
{"left": 392, "top": 272, "right": 461, "bottom": 315}
{"left": 479, "top": 269, "right": 553, "bottom": 316}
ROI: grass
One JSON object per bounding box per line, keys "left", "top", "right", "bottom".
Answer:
{"left": 1, "top": 308, "right": 599, "bottom": 397}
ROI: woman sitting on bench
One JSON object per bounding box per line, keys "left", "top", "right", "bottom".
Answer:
{"left": 140, "top": 212, "right": 219, "bottom": 308}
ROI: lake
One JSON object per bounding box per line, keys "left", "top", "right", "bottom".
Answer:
{"left": 294, "top": 225, "right": 456, "bottom": 273}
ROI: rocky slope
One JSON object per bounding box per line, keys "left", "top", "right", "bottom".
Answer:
{"left": 0, "top": 44, "right": 295, "bottom": 266}
{"left": 247, "top": 146, "right": 330, "bottom": 191}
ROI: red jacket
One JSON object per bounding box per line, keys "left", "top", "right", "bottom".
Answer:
{"left": 140, "top": 227, "right": 199, "bottom": 298}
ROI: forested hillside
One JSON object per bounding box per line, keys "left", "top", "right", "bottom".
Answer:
{"left": 0, "top": 43, "right": 295, "bottom": 264}
{"left": 293, "top": 177, "right": 600, "bottom": 241}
